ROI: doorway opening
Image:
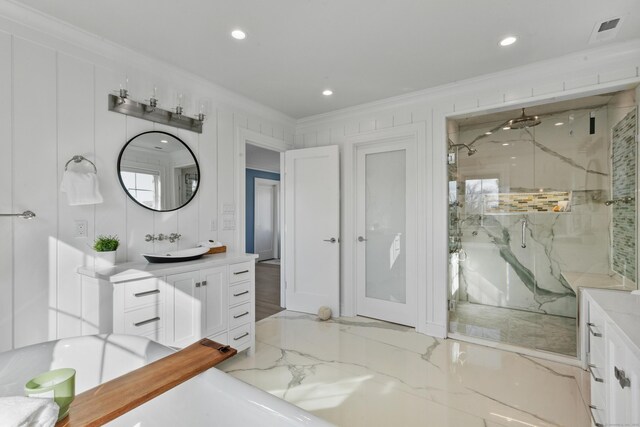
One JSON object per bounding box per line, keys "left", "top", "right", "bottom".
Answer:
{"left": 245, "top": 143, "right": 285, "bottom": 321}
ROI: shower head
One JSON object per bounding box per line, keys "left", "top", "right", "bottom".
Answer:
{"left": 467, "top": 148, "right": 478, "bottom": 156}
{"left": 507, "top": 108, "right": 541, "bottom": 129}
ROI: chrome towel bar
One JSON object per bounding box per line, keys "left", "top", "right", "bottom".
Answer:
{"left": 65, "top": 155, "right": 97, "bottom": 173}
{"left": 0, "top": 210, "right": 36, "bottom": 219}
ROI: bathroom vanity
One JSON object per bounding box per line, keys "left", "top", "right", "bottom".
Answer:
{"left": 582, "top": 289, "right": 640, "bottom": 426}
{"left": 78, "top": 252, "right": 257, "bottom": 353}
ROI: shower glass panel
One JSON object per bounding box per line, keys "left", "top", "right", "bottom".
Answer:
{"left": 447, "top": 91, "right": 638, "bottom": 358}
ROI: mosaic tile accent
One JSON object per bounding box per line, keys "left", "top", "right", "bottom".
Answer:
{"left": 612, "top": 108, "right": 637, "bottom": 282}
{"left": 483, "top": 191, "right": 571, "bottom": 214}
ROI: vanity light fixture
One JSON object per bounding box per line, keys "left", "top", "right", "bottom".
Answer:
{"left": 322, "top": 89, "right": 333, "bottom": 96}
{"left": 108, "top": 88, "right": 204, "bottom": 133}
{"left": 499, "top": 36, "right": 517, "bottom": 47}
{"left": 231, "top": 29, "right": 246, "bottom": 40}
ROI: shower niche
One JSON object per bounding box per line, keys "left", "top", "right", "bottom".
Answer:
{"left": 447, "top": 88, "right": 638, "bottom": 357}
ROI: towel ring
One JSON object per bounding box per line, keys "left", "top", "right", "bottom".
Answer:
{"left": 65, "top": 155, "right": 97, "bottom": 173}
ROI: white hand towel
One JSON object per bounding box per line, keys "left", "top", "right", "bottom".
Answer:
{"left": 60, "top": 171, "right": 103, "bottom": 206}
{"left": 0, "top": 396, "right": 59, "bottom": 427}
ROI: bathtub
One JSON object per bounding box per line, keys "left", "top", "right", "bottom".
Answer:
{"left": 0, "top": 334, "right": 332, "bottom": 426}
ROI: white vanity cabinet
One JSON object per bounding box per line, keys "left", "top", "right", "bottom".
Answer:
{"left": 78, "top": 253, "right": 257, "bottom": 353}
{"left": 583, "top": 289, "right": 640, "bottom": 427}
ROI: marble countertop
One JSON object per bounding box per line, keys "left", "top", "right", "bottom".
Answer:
{"left": 561, "top": 271, "right": 636, "bottom": 294}
{"left": 584, "top": 288, "right": 640, "bottom": 360}
{"left": 78, "top": 252, "right": 258, "bottom": 283}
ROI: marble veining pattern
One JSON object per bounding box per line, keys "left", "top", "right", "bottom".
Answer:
{"left": 218, "top": 311, "right": 590, "bottom": 427}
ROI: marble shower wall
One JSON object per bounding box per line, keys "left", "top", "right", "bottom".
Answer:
{"left": 611, "top": 108, "right": 637, "bottom": 282}
{"left": 451, "top": 106, "right": 613, "bottom": 318}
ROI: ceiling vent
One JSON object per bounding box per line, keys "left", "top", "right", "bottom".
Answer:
{"left": 589, "top": 16, "right": 624, "bottom": 44}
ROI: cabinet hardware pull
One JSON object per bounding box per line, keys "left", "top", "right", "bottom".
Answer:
{"left": 233, "top": 290, "right": 250, "bottom": 297}
{"left": 233, "top": 311, "right": 249, "bottom": 319}
{"left": 195, "top": 282, "right": 201, "bottom": 288}
{"left": 614, "top": 366, "right": 631, "bottom": 389}
{"left": 588, "top": 405, "right": 604, "bottom": 427}
{"left": 234, "top": 270, "right": 249, "bottom": 275}
{"left": 233, "top": 332, "right": 249, "bottom": 341}
{"left": 587, "top": 322, "right": 602, "bottom": 337}
{"left": 134, "top": 289, "right": 160, "bottom": 297}
{"left": 588, "top": 364, "right": 604, "bottom": 383}
{"left": 202, "top": 280, "right": 207, "bottom": 287}
{"left": 134, "top": 317, "right": 160, "bottom": 327}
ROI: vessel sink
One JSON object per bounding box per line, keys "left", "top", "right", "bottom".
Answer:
{"left": 142, "top": 247, "right": 209, "bottom": 263}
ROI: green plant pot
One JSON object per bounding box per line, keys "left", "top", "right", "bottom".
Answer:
{"left": 24, "top": 368, "right": 76, "bottom": 421}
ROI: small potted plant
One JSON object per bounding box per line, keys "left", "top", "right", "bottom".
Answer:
{"left": 93, "top": 235, "right": 119, "bottom": 269}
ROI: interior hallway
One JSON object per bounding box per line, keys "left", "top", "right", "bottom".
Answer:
{"left": 218, "top": 311, "right": 590, "bottom": 427}
{"left": 255, "top": 262, "right": 284, "bottom": 321}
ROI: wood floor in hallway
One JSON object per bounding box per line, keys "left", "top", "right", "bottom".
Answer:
{"left": 255, "top": 262, "right": 284, "bottom": 321}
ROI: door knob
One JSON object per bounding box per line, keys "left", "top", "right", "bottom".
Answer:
{"left": 358, "top": 236, "right": 367, "bottom": 242}
{"left": 323, "top": 238, "right": 337, "bottom": 243}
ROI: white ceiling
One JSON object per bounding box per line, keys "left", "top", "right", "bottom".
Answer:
{"left": 18, "top": 0, "right": 640, "bottom": 118}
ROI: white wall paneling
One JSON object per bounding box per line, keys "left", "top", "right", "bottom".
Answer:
{"left": 0, "top": 5, "right": 295, "bottom": 350}
{"left": 296, "top": 40, "right": 640, "bottom": 337}
{"left": 0, "top": 31, "right": 13, "bottom": 351}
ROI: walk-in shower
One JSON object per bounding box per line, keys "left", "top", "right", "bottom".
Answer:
{"left": 447, "top": 89, "right": 638, "bottom": 358}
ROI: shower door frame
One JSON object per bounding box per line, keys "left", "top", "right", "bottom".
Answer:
{"left": 439, "top": 80, "right": 640, "bottom": 367}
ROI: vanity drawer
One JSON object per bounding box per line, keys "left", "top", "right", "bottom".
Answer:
{"left": 229, "top": 282, "right": 252, "bottom": 306}
{"left": 230, "top": 262, "right": 252, "bottom": 284}
{"left": 124, "top": 304, "right": 164, "bottom": 336}
{"left": 229, "top": 324, "right": 251, "bottom": 350}
{"left": 229, "top": 302, "right": 252, "bottom": 329}
{"left": 124, "top": 278, "right": 163, "bottom": 311}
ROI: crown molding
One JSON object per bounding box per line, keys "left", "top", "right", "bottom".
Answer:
{"left": 297, "top": 38, "right": 640, "bottom": 130}
{"left": 0, "top": 0, "right": 296, "bottom": 127}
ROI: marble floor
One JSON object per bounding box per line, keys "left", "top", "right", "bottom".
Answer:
{"left": 218, "top": 311, "right": 590, "bottom": 427}
{"left": 449, "top": 302, "right": 577, "bottom": 357}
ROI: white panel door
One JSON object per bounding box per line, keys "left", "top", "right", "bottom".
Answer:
{"left": 201, "top": 266, "right": 228, "bottom": 338}
{"left": 356, "top": 140, "right": 417, "bottom": 326}
{"left": 284, "top": 146, "right": 340, "bottom": 315}
{"left": 254, "top": 178, "right": 279, "bottom": 261}
{"left": 166, "top": 271, "right": 201, "bottom": 347}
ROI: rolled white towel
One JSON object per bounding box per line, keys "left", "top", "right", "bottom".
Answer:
{"left": 0, "top": 396, "right": 59, "bottom": 427}
{"left": 197, "top": 240, "right": 223, "bottom": 248}
{"left": 60, "top": 171, "right": 104, "bottom": 206}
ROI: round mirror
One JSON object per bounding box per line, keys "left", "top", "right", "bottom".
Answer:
{"left": 117, "top": 131, "right": 200, "bottom": 212}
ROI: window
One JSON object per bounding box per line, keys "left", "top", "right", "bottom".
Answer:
{"left": 464, "top": 178, "right": 499, "bottom": 214}
{"left": 121, "top": 170, "right": 160, "bottom": 208}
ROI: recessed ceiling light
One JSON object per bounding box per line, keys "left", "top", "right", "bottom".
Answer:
{"left": 555, "top": 122, "right": 564, "bottom": 126}
{"left": 503, "top": 126, "right": 511, "bottom": 130}
{"left": 511, "top": 156, "right": 516, "bottom": 160}
{"left": 499, "top": 36, "right": 517, "bottom": 47}
{"left": 160, "top": 139, "right": 168, "bottom": 143}
{"left": 502, "top": 143, "right": 510, "bottom": 146}
{"left": 322, "top": 89, "right": 333, "bottom": 96}
{"left": 231, "top": 29, "right": 246, "bottom": 40}
{"left": 485, "top": 131, "right": 492, "bottom": 135}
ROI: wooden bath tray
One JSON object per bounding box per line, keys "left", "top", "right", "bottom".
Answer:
{"left": 57, "top": 339, "right": 236, "bottom": 427}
